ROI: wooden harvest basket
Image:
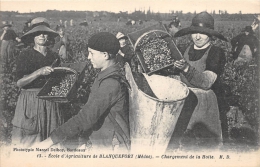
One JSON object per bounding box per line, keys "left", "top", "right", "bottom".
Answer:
{"left": 127, "top": 23, "right": 167, "bottom": 45}
{"left": 37, "top": 67, "right": 78, "bottom": 103}
{"left": 61, "top": 62, "right": 87, "bottom": 84}
{"left": 128, "top": 23, "right": 183, "bottom": 75}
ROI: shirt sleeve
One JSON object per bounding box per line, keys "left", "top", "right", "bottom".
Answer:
{"left": 206, "top": 47, "right": 226, "bottom": 75}
{"left": 182, "top": 46, "right": 226, "bottom": 90}
{"left": 8, "top": 29, "right": 18, "bottom": 40}
{"left": 50, "top": 78, "right": 122, "bottom": 144}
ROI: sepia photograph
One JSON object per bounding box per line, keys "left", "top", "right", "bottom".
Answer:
{"left": 0, "top": 0, "right": 260, "bottom": 166}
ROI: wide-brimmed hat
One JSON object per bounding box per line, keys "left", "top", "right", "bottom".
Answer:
{"left": 0, "top": 21, "right": 12, "bottom": 29}
{"left": 21, "top": 17, "right": 58, "bottom": 43}
{"left": 116, "top": 32, "right": 128, "bottom": 40}
{"left": 174, "top": 12, "right": 227, "bottom": 41}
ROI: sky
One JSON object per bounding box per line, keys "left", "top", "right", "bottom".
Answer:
{"left": 1, "top": 0, "right": 260, "bottom": 14}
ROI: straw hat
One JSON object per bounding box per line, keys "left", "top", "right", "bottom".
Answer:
{"left": 174, "top": 12, "right": 227, "bottom": 41}
{"left": 116, "top": 32, "right": 128, "bottom": 40}
{"left": 21, "top": 17, "right": 58, "bottom": 43}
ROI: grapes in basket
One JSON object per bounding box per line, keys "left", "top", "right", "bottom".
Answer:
{"left": 48, "top": 74, "right": 76, "bottom": 96}
{"left": 137, "top": 32, "right": 174, "bottom": 71}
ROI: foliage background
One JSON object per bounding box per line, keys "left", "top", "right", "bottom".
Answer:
{"left": 0, "top": 15, "right": 259, "bottom": 150}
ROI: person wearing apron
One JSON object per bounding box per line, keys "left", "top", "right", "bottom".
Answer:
{"left": 174, "top": 12, "right": 230, "bottom": 148}
{"left": 11, "top": 17, "right": 63, "bottom": 148}
{"left": 31, "top": 32, "right": 130, "bottom": 152}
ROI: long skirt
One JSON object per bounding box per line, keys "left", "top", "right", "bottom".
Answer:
{"left": 186, "top": 88, "right": 223, "bottom": 145}
{"left": 11, "top": 89, "right": 63, "bottom": 148}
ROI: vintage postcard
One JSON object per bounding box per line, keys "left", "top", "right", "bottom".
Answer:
{"left": 0, "top": 0, "right": 259, "bottom": 167}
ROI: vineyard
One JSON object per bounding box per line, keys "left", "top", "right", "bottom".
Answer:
{"left": 0, "top": 19, "right": 259, "bottom": 150}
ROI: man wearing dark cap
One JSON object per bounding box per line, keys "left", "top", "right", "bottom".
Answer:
{"left": 231, "top": 26, "right": 259, "bottom": 62}
{"left": 36, "top": 32, "right": 130, "bottom": 152}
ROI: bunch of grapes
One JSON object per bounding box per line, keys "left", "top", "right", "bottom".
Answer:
{"left": 48, "top": 74, "right": 77, "bottom": 96}
{"left": 138, "top": 33, "right": 174, "bottom": 71}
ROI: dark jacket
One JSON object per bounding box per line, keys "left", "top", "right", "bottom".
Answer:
{"left": 50, "top": 63, "right": 130, "bottom": 150}
{"left": 2, "top": 29, "right": 17, "bottom": 41}
{"left": 116, "top": 45, "right": 135, "bottom": 67}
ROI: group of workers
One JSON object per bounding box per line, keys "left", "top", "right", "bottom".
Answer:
{"left": 0, "top": 11, "right": 259, "bottom": 152}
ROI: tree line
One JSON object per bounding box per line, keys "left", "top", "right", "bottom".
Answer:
{"left": 1, "top": 10, "right": 258, "bottom": 21}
